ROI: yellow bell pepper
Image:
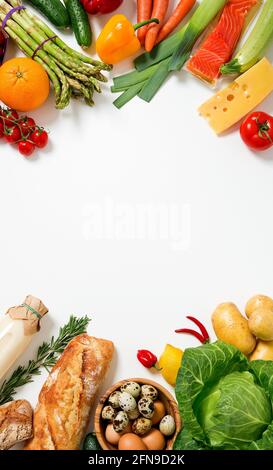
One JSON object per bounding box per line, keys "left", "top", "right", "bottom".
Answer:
{"left": 96, "top": 14, "right": 159, "bottom": 65}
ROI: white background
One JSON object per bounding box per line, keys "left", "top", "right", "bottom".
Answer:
{"left": 1, "top": 0, "right": 273, "bottom": 434}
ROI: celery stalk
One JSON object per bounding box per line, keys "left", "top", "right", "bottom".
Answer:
{"left": 169, "top": 0, "right": 227, "bottom": 71}
{"left": 221, "top": 0, "right": 273, "bottom": 74}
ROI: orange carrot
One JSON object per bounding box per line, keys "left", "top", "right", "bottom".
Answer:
{"left": 137, "top": 0, "right": 153, "bottom": 46}
{"left": 145, "top": 0, "right": 170, "bottom": 52}
{"left": 156, "top": 0, "right": 196, "bottom": 44}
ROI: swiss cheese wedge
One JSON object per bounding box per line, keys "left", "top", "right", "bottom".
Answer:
{"left": 198, "top": 58, "right": 273, "bottom": 134}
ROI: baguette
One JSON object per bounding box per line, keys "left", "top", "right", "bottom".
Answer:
{"left": 0, "top": 400, "right": 33, "bottom": 450}
{"left": 25, "top": 334, "right": 114, "bottom": 450}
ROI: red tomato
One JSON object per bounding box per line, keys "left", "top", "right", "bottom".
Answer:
{"left": 4, "top": 125, "right": 21, "bottom": 143}
{"left": 18, "top": 140, "right": 35, "bottom": 157}
{"left": 1, "top": 109, "right": 19, "bottom": 128}
{"left": 0, "top": 122, "right": 4, "bottom": 138}
{"left": 18, "top": 117, "right": 36, "bottom": 136}
{"left": 30, "top": 129, "right": 48, "bottom": 148}
{"left": 240, "top": 112, "right": 273, "bottom": 151}
{"left": 81, "top": 0, "right": 123, "bottom": 14}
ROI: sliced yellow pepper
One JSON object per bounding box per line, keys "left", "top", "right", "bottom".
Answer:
{"left": 159, "top": 344, "right": 183, "bottom": 387}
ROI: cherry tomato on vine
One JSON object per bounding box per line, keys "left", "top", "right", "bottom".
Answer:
{"left": 240, "top": 112, "right": 273, "bottom": 151}
{"left": 0, "top": 122, "right": 4, "bottom": 138}
{"left": 18, "top": 117, "right": 36, "bottom": 136}
{"left": 1, "top": 109, "right": 19, "bottom": 127}
{"left": 18, "top": 140, "right": 35, "bottom": 157}
{"left": 4, "top": 125, "right": 21, "bottom": 143}
{"left": 30, "top": 129, "right": 48, "bottom": 148}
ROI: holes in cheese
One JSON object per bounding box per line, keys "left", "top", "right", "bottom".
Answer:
{"left": 198, "top": 58, "right": 273, "bottom": 134}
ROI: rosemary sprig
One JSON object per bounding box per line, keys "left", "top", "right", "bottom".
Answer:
{"left": 0, "top": 315, "right": 91, "bottom": 405}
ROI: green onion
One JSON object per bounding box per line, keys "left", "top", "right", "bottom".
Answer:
{"left": 169, "top": 0, "right": 227, "bottom": 71}
{"left": 221, "top": 0, "right": 273, "bottom": 74}
{"left": 113, "top": 83, "right": 144, "bottom": 109}
{"left": 134, "top": 25, "right": 188, "bottom": 72}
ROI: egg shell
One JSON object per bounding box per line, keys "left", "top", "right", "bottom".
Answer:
{"left": 120, "top": 382, "right": 141, "bottom": 398}
{"left": 132, "top": 417, "right": 152, "bottom": 435}
{"left": 138, "top": 397, "right": 154, "bottom": 418}
{"left": 142, "top": 429, "right": 166, "bottom": 450}
{"left": 151, "top": 401, "right": 166, "bottom": 425}
{"left": 159, "top": 415, "right": 176, "bottom": 436}
{"left": 108, "top": 391, "right": 122, "bottom": 409}
{"left": 127, "top": 408, "right": 140, "bottom": 420}
{"left": 105, "top": 422, "right": 132, "bottom": 447}
{"left": 113, "top": 411, "right": 129, "bottom": 433}
{"left": 118, "top": 433, "right": 148, "bottom": 450}
{"left": 141, "top": 385, "right": 158, "bottom": 400}
{"left": 119, "top": 392, "right": 137, "bottom": 412}
{"left": 105, "top": 424, "right": 121, "bottom": 446}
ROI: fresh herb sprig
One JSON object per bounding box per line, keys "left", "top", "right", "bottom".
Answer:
{"left": 0, "top": 315, "right": 91, "bottom": 405}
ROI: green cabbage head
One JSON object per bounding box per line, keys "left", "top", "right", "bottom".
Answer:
{"left": 174, "top": 341, "right": 273, "bottom": 450}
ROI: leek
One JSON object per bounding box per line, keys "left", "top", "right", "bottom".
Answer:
{"left": 169, "top": 0, "right": 227, "bottom": 71}
{"left": 138, "top": 59, "right": 171, "bottom": 102}
{"left": 134, "top": 25, "right": 188, "bottom": 72}
{"left": 113, "top": 83, "right": 144, "bottom": 109}
{"left": 112, "top": 62, "right": 160, "bottom": 91}
{"left": 221, "top": 0, "right": 273, "bottom": 74}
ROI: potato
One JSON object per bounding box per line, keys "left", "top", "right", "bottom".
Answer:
{"left": 245, "top": 295, "right": 273, "bottom": 318}
{"left": 212, "top": 302, "right": 256, "bottom": 355}
{"left": 248, "top": 307, "right": 273, "bottom": 341}
{"left": 250, "top": 340, "right": 273, "bottom": 361}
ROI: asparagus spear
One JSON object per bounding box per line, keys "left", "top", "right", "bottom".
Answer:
{"left": 0, "top": 0, "right": 110, "bottom": 108}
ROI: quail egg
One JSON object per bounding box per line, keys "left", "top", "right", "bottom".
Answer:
{"left": 119, "top": 392, "right": 137, "bottom": 412}
{"left": 141, "top": 384, "right": 158, "bottom": 401}
{"left": 127, "top": 407, "right": 140, "bottom": 420}
{"left": 102, "top": 405, "right": 116, "bottom": 420}
{"left": 138, "top": 397, "right": 154, "bottom": 418}
{"left": 159, "top": 415, "right": 175, "bottom": 436}
{"left": 113, "top": 411, "right": 129, "bottom": 433}
{"left": 120, "top": 382, "right": 141, "bottom": 398}
{"left": 108, "top": 391, "right": 122, "bottom": 409}
{"left": 132, "top": 417, "right": 152, "bottom": 436}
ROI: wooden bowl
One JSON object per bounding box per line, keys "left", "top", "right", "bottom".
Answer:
{"left": 95, "top": 377, "right": 182, "bottom": 450}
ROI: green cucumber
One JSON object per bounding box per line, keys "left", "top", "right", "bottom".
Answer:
{"left": 27, "top": 0, "right": 70, "bottom": 29}
{"left": 82, "top": 433, "right": 101, "bottom": 450}
{"left": 65, "top": 0, "right": 92, "bottom": 48}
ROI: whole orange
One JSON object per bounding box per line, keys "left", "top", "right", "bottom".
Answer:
{"left": 0, "top": 57, "right": 50, "bottom": 111}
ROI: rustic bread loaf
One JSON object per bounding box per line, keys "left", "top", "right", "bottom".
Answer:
{"left": 24, "top": 334, "right": 114, "bottom": 450}
{"left": 0, "top": 400, "right": 33, "bottom": 450}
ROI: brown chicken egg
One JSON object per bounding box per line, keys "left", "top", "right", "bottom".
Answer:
{"left": 142, "top": 429, "right": 165, "bottom": 450}
{"left": 105, "top": 424, "right": 121, "bottom": 446}
{"left": 118, "top": 433, "right": 148, "bottom": 450}
{"left": 105, "top": 422, "right": 132, "bottom": 446}
{"left": 151, "top": 400, "right": 166, "bottom": 425}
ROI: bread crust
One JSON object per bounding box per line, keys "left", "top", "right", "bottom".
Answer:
{"left": 24, "top": 334, "right": 114, "bottom": 450}
{"left": 0, "top": 400, "right": 33, "bottom": 450}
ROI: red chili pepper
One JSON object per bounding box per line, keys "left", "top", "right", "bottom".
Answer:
{"left": 137, "top": 349, "right": 158, "bottom": 369}
{"left": 175, "top": 316, "right": 210, "bottom": 344}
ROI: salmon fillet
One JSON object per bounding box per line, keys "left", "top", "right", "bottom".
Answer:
{"left": 187, "top": 0, "right": 257, "bottom": 83}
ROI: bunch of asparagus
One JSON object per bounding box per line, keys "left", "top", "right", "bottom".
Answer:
{"left": 0, "top": 0, "right": 111, "bottom": 108}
